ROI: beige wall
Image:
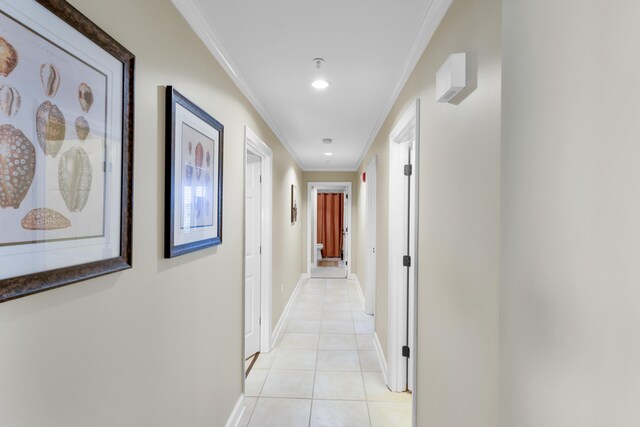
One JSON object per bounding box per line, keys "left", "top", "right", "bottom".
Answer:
{"left": 0, "top": 1, "right": 303, "bottom": 426}
{"left": 356, "top": 0, "right": 501, "bottom": 425}
{"left": 501, "top": 0, "right": 640, "bottom": 425}
{"left": 272, "top": 152, "right": 305, "bottom": 329}
{"left": 302, "top": 171, "right": 359, "bottom": 275}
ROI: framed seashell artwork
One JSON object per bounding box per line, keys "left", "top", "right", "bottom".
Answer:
{"left": 0, "top": 0, "right": 135, "bottom": 303}
{"left": 165, "top": 86, "right": 223, "bottom": 258}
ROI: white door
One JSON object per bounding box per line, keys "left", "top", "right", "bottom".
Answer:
{"left": 342, "top": 192, "right": 349, "bottom": 278}
{"left": 365, "top": 156, "right": 377, "bottom": 315}
{"left": 388, "top": 100, "right": 419, "bottom": 394}
{"left": 245, "top": 152, "right": 262, "bottom": 358}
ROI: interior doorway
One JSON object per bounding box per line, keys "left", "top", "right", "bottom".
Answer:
{"left": 364, "top": 156, "right": 378, "bottom": 315}
{"left": 245, "top": 152, "right": 261, "bottom": 358}
{"left": 387, "top": 100, "right": 419, "bottom": 410}
{"left": 244, "top": 127, "right": 273, "bottom": 373}
{"left": 306, "top": 182, "right": 352, "bottom": 279}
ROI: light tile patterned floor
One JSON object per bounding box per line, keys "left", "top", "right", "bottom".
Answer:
{"left": 240, "top": 278, "right": 412, "bottom": 427}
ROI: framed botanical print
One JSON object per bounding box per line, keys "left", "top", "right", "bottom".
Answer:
{"left": 0, "top": 0, "right": 135, "bottom": 303}
{"left": 165, "top": 86, "right": 223, "bottom": 258}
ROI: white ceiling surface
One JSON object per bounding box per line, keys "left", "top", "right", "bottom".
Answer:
{"left": 174, "top": 0, "right": 451, "bottom": 171}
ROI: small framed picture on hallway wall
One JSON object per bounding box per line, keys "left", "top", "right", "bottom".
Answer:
{"left": 291, "top": 184, "right": 297, "bottom": 224}
{"left": 164, "top": 86, "right": 223, "bottom": 258}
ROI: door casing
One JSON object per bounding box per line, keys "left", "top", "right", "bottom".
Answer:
{"left": 387, "top": 100, "right": 419, "bottom": 417}
{"left": 244, "top": 127, "right": 273, "bottom": 357}
{"left": 365, "top": 156, "right": 378, "bottom": 315}
{"left": 306, "top": 182, "right": 353, "bottom": 278}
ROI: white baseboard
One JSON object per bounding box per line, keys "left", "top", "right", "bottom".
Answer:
{"left": 271, "top": 273, "right": 308, "bottom": 346}
{"left": 350, "top": 274, "right": 366, "bottom": 307}
{"left": 373, "top": 333, "right": 389, "bottom": 385}
{"left": 224, "top": 394, "right": 245, "bottom": 427}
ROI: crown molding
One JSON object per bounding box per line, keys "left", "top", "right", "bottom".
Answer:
{"left": 172, "top": 0, "right": 452, "bottom": 173}
{"left": 355, "top": 0, "right": 453, "bottom": 170}
{"left": 302, "top": 167, "right": 359, "bottom": 172}
{"left": 171, "top": 0, "right": 306, "bottom": 168}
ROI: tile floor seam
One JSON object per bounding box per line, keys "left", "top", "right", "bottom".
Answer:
{"left": 308, "top": 278, "right": 326, "bottom": 427}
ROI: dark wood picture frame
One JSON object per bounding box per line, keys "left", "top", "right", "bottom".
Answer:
{"left": 165, "top": 86, "right": 224, "bottom": 258}
{"left": 0, "top": 0, "right": 135, "bottom": 303}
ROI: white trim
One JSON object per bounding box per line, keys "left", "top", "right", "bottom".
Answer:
{"left": 271, "top": 274, "right": 308, "bottom": 346}
{"left": 302, "top": 167, "right": 359, "bottom": 172}
{"left": 350, "top": 274, "right": 366, "bottom": 308}
{"left": 364, "top": 155, "right": 378, "bottom": 315}
{"left": 245, "top": 127, "right": 273, "bottom": 354}
{"left": 171, "top": 0, "right": 303, "bottom": 168}
{"left": 224, "top": 394, "right": 245, "bottom": 427}
{"left": 306, "top": 182, "right": 353, "bottom": 278}
{"left": 355, "top": 0, "right": 452, "bottom": 170}
{"left": 387, "top": 100, "right": 420, "bottom": 393}
{"left": 373, "top": 333, "right": 389, "bottom": 386}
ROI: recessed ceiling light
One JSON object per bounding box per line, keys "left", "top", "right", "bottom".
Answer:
{"left": 312, "top": 79, "right": 329, "bottom": 90}
{"left": 322, "top": 138, "right": 333, "bottom": 144}
{"left": 324, "top": 152, "right": 333, "bottom": 156}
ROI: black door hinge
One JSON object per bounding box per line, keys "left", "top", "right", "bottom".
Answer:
{"left": 402, "top": 345, "right": 410, "bottom": 358}
{"left": 403, "top": 255, "right": 411, "bottom": 267}
{"left": 404, "top": 164, "right": 412, "bottom": 176}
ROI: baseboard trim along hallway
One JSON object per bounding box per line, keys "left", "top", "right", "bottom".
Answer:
{"left": 373, "top": 332, "right": 389, "bottom": 385}
{"left": 350, "top": 274, "right": 366, "bottom": 308}
{"left": 271, "top": 274, "right": 309, "bottom": 349}
{"left": 225, "top": 394, "right": 245, "bottom": 427}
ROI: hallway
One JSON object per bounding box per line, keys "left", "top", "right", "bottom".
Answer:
{"left": 241, "top": 278, "right": 412, "bottom": 427}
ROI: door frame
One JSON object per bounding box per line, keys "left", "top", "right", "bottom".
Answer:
{"left": 306, "top": 181, "right": 353, "bottom": 278}
{"left": 387, "top": 100, "right": 419, "bottom": 401}
{"left": 364, "top": 155, "right": 377, "bottom": 315}
{"left": 244, "top": 126, "right": 273, "bottom": 354}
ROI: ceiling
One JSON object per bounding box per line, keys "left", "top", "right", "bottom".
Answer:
{"left": 172, "top": 0, "right": 452, "bottom": 171}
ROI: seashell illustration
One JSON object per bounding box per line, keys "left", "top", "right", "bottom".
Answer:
{"left": 58, "top": 147, "right": 92, "bottom": 212}
{"left": 78, "top": 83, "right": 93, "bottom": 113}
{"left": 21, "top": 208, "right": 70, "bottom": 230}
{"left": 195, "top": 142, "right": 203, "bottom": 180}
{"left": 185, "top": 162, "right": 193, "bottom": 185}
{"left": 204, "top": 198, "right": 210, "bottom": 216}
{"left": 0, "top": 37, "right": 18, "bottom": 77}
{"left": 40, "top": 63, "right": 60, "bottom": 97}
{"left": 195, "top": 196, "right": 202, "bottom": 218}
{"left": 0, "top": 125, "right": 35, "bottom": 209}
{"left": 36, "top": 101, "right": 66, "bottom": 157}
{"left": 75, "top": 116, "right": 90, "bottom": 141}
{"left": 0, "top": 84, "right": 20, "bottom": 117}
{"left": 206, "top": 150, "right": 211, "bottom": 168}
{"left": 188, "top": 141, "right": 192, "bottom": 155}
